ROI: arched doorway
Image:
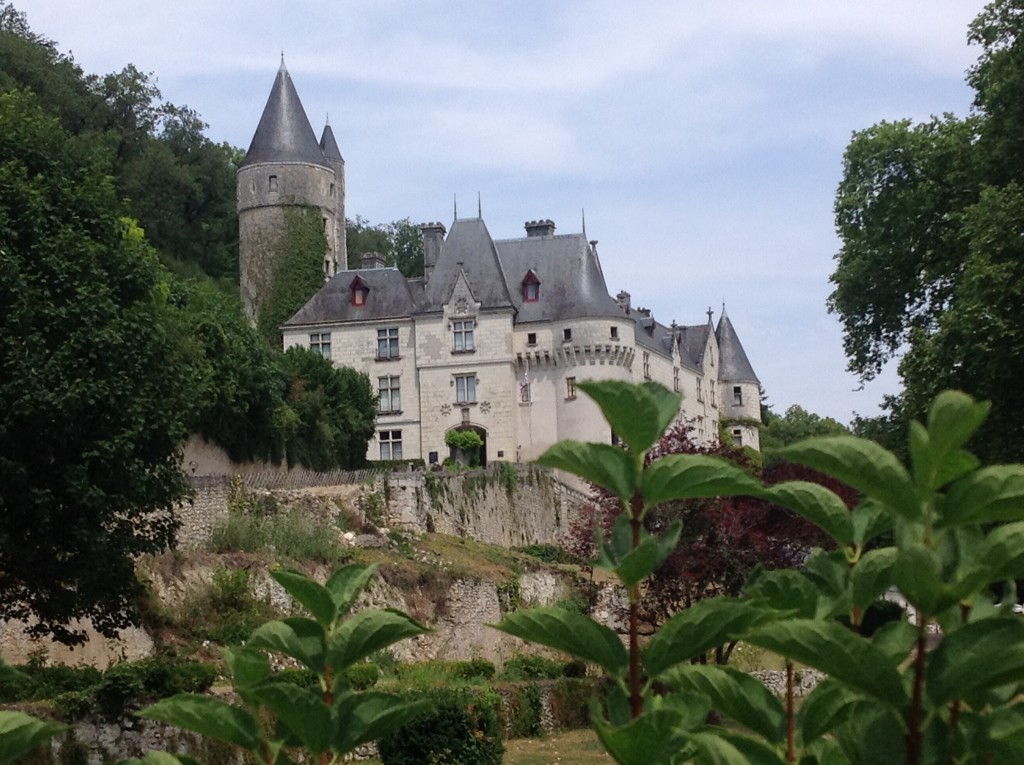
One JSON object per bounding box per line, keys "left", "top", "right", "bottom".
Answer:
{"left": 446, "top": 424, "right": 488, "bottom": 468}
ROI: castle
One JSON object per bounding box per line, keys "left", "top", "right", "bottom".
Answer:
{"left": 237, "top": 62, "right": 761, "bottom": 465}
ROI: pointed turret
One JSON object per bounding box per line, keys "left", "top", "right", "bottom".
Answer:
{"left": 240, "top": 59, "right": 329, "bottom": 169}
{"left": 715, "top": 308, "right": 759, "bottom": 384}
{"left": 320, "top": 120, "right": 347, "bottom": 271}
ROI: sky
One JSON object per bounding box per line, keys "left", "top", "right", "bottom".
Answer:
{"left": 13, "top": 0, "right": 987, "bottom": 424}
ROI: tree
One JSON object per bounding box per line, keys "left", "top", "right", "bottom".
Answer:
{"left": 346, "top": 216, "right": 424, "bottom": 277}
{"left": 760, "top": 404, "right": 849, "bottom": 454}
{"left": 829, "top": 0, "right": 1024, "bottom": 462}
{"left": 0, "top": 89, "right": 195, "bottom": 644}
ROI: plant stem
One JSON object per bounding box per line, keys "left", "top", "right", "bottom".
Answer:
{"left": 786, "top": 660, "right": 795, "bottom": 763}
{"left": 907, "top": 625, "right": 927, "bottom": 765}
{"left": 629, "top": 495, "right": 643, "bottom": 719}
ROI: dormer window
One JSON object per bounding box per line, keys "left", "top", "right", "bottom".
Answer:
{"left": 522, "top": 269, "right": 541, "bottom": 303}
{"left": 350, "top": 276, "right": 369, "bottom": 307}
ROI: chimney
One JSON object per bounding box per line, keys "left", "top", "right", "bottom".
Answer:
{"left": 420, "top": 221, "right": 446, "bottom": 280}
{"left": 360, "top": 251, "right": 386, "bottom": 269}
{"left": 524, "top": 219, "right": 556, "bottom": 237}
{"left": 616, "top": 290, "right": 631, "bottom": 315}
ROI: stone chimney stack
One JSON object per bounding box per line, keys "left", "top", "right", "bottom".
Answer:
{"left": 420, "top": 221, "right": 446, "bottom": 280}
{"left": 616, "top": 290, "right": 631, "bottom": 315}
{"left": 360, "top": 251, "right": 386, "bottom": 269}
{"left": 524, "top": 219, "right": 556, "bottom": 237}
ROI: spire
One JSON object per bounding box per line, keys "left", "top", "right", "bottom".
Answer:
{"left": 240, "top": 61, "right": 329, "bottom": 169}
{"left": 320, "top": 121, "right": 343, "bottom": 161}
{"left": 477, "top": 192, "right": 482, "bottom": 219}
{"left": 716, "top": 310, "right": 759, "bottom": 383}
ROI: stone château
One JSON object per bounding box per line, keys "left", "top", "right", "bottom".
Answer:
{"left": 238, "top": 61, "right": 762, "bottom": 465}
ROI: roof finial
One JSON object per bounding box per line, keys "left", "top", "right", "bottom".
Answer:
{"left": 706, "top": 306, "right": 714, "bottom": 323}
{"left": 453, "top": 193, "right": 458, "bottom": 220}
{"left": 581, "top": 208, "right": 587, "bottom": 238}
{"left": 279, "top": 51, "right": 285, "bottom": 70}
{"left": 325, "top": 112, "right": 330, "bottom": 126}
{"left": 477, "top": 191, "right": 482, "bottom": 219}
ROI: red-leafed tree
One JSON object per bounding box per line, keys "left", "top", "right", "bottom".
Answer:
{"left": 565, "top": 423, "right": 858, "bottom": 662}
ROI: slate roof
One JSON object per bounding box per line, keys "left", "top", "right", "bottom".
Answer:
{"left": 240, "top": 60, "right": 330, "bottom": 169}
{"left": 496, "top": 233, "right": 622, "bottom": 322}
{"left": 424, "top": 218, "right": 515, "bottom": 311}
{"left": 283, "top": 267, "right": 420, "bottom": 326}
{"left": 716, "top": 309, "right": 759, "bottom": 383}
{"left": 319, "top": 123, "right": 343, "bottom": 162}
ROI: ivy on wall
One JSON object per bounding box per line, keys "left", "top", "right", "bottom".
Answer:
{"left": 257, "top": 206, "right": 328, "bottom": 347}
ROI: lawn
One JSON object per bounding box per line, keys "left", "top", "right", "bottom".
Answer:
{"left": 361, "top": 728, "right": 613, "bottom": 764}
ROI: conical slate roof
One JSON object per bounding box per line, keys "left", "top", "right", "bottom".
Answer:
{"left": 240, "top": 60, "right": 329, "bottom": 169}
{"left": 320, "top": 122, "right": 343, "bottom": 162}
{"left": 716, "top": 309, "right": 759, "bottom": 383}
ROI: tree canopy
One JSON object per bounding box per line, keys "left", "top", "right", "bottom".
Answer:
{"left": 347, "top": 216, "right": 424, "bottom": 277}
{"left": 830, "top": 0, "right": 1024, "bottom": 462}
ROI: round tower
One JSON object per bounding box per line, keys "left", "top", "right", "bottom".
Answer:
{"left": 237, "top": 59, "right": 339, "bottom": 324}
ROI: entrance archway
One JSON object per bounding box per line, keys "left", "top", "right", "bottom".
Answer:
{"left": 446, "top": 424, "right": 488, "bottom": 468}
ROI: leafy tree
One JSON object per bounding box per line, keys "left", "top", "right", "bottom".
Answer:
{"left": 0, "top": 89, "right": 194, "bottom": 644}
{"left": 760, "top": 404, "right": 849, "bottom": 454}
{"left": 346, "top": 216, "right": 424, "bottom": 277}
{"left": 277, "top": 347, "right": 376, "bottom": 470}
{"left": 830, "top": 0, "right": 1024, "bottom": 462}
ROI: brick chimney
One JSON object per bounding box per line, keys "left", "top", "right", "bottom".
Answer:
{"left": 420, "top": 221, "right": 446, "bottom": 280}
{"left": 524, "top": 219, "right": 556, "bottom": 237}
{"left": 360, "top": 251, "right": 386, "bottom": 269}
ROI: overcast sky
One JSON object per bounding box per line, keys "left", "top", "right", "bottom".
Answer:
{"left": 14, "top": 0, "right": 986, "bottom": 424}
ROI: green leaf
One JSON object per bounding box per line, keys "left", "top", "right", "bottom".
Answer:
{"left": 706, "top": 732, "right": 790, "bottom": 765}
{"left": 684, "top": 731, "right": 757, "bottom": 765}
{"left": 870, "top": 619, "right": 917, "bottom": 664}
{"left": 139, "top": 695, "right": 262, "bottom": 750}
{"left": 833, "top": 701, "right": 906, "bottom": 764}
{"left": 645, "top": 599, "right": 772, "bottom": 678}
{"left": 851, "top": 500, "right": 893, "bottom": 548}
{"left": 577, "top": 379, "right": 681, "bottom": 455}
{"left": 851, "top": 547, "right": 898, "bottom": 610}
{"left": 760, "top": 480, "right": 854, "bottom": 546}
{"left": 595, "top": 514, "right": 636, "bottom": 571}
{"left": 593, "top": 703, "right": 700, "bottom": 765}
{"left": 251, "top": 681, "right": 332, "bottom": 753}
{"left": 325, "top": 564, "right": 378, "bottom": 617}
{"left": 665, "top": 665, "right": 785, "bottom": 741}
{"left": 926, "top": 618, "right": 1024, "bottom": 706}
{"left": 222, "top": 646, "right": 270, "bottom": 688}
{"left": 246, "top": 617, "right": 326, "bottom": 673}
{"left": 613, "top": 522, "right": 681, "bottom": 588}
{"left": 333, "top": 692, "right": 431, "bottom": 754}
{"left": 0, "top": 711, "right": 65, "bottom": 765}
{"left": 956, "top": 521, "right": 1024, "bottom": 594}
{"left": 538, "top": 440, "right": 636, "bottom": 505}
{"left": 892, "top": 545, "right": 953, "bottom": 616}
{"left": 271, "top": 568, "right": 336, "bottom": 626}
{"left": 775, "top": 436, "right": 919, "bottom": 520}
{"left": 939, "top": 466, "right": 1024, "bottom": 527}
{"left": 746, "top": 619, "right": 906, "bottom": 706}
{"left": 803, "top": 549, "right": 852, "bottom": 618}
{"left": 797, "top": 678, "right": 861, "bottom": 743}
{"left": 925, "top": 391, "right": 989, "bottom": 465}
{"left": 744, "top": 568, "right": 819, "bottom": 619}
{"left": 642, "top": 454, "right": 763, "bottom": 508}
{"left": 327, "top": 609, "right": 429, "bottom": 670}
{"left": 492, "top": 608, "right": 629, "bottom": 677}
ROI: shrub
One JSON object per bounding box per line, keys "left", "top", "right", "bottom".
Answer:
{"left": 377, "top": 687, "right": 503, "bottom": 765}
{"left": 504, "top": 683, "right": 545, "bottom": 738}
{"left": 501, "top": 654, "right": 565, "bottom": 680}
{"left": 345, "top": 662, "right": 380, "bottom": 691}
{"left": 549, "top": 678, "right": 599, "bottom": 730}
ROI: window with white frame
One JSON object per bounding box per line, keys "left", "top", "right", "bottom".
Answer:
{"left": 455, "top": 374, "right": 476, "bottom": 403}
{"left": 377, "top": 327, "right": 399, "bottom": 359}
{"left": 453, "top": 320, "right": 475, "bottom": 352}
{"left": 643, "top": 352, "right": 651, "bottom": 379}
{"left": 696, "top": 379, "right": 704, "bottom": 402}
{"left": 378, "top": 376, "right": 400, "bottom": 413}
{"left": 710, "top": 380, "right": 716, "bottom": 406}
{"left": 733, "top": 385, "right": 743, "bottom": 406}
{"left": 566, "top": 376, "right": 577, "bottom": 400}
{"left": 309, "top": 332, "right": 331, "bottom": 357}
{"left": 379, "top": 430, "right": 402, "bottom": 460}
{"left": 732, "top": 428, "right": 743, "bottom": 446}
{"left": 673, "top": 367, "right": 680, "bottom": 392}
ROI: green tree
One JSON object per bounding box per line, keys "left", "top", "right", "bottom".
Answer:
{"left": 829, "top": 0, "right": 1024, "bottom": 462}
{"left": 0, "top": 89, "right": 194, "bottom": 644}
{"left": 760, "top": 404, "right": 849, "bottom": 453}
{"left": 346, "top": 216, "right": 424, "bottom": 277}
{"left": 277, "top": 347, "right": 376, "bottom": 470}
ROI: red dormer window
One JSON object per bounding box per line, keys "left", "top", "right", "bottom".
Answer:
{"left": 350, "top": 276, "right": 369, "bottom": 306}
{"left": 522, "top": 269, "right": 540, "bottom": 302}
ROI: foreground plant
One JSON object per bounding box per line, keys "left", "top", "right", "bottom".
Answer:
{"left": 494, "top": 380, "right": 1024, "bottom": 764}
{"left": 122, "top": 564, "right": 429, "bottom": 765}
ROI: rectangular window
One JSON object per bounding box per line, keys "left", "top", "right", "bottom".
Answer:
{"left": 310, "top": 332, "right": 331, "bottom": 357}
{"left": 733, "top": 386, "right": 743, "bottom": 406}
{"left": 610, "top": 326, "right": 619, "bottom": 340}
{"left": 377, "top": 327, "right": 399, "bottom": 359}
{"left": 455, "top": 374, "right": 476, "bottom": 403}
{"left": 673, "top": 367, "right": 680, "bottom": 393}
{"left": 527, "top": 332, "right": 537, "bottom": 346}
{"left": 520, "top": 382, "right": 531, "bottom": 403}
{"left": 732, "top": 428, "right": 743, "bottom": 447}
{"left": 696, "top": 379, "right": 704, "bottom": 403}
{"left": 453, "top": 320, "right": 475, "bottom": 352}
{"left": 378, "top": 376, "right": 400, "bottom": 413}
{"left": 563, "top": 328, "right": 572, "bottom": 342}
{"left": 710, "top": 380, "right": 716, "bottom": 406}
{"left": 379, "top": 430, "right": 402, "bottom": 460}
{"left": 643, "top": 352, "right": 651, "bottom": 380}
{"left": 268, "top": 175, "right": 278, "bottom": 192}
{"left": 566, "top": 376, "right": 577, "bottom": 400}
